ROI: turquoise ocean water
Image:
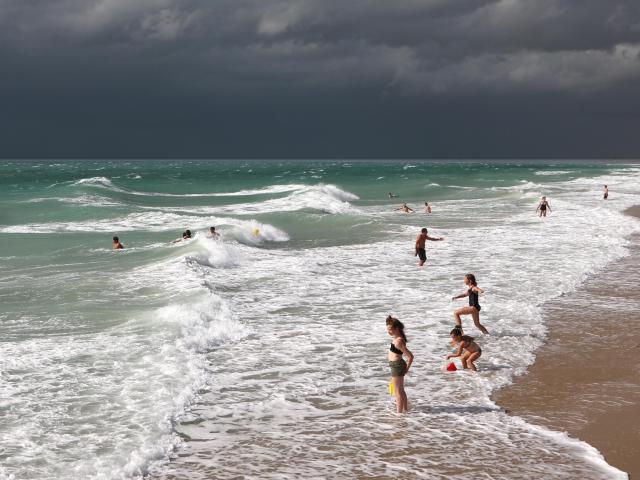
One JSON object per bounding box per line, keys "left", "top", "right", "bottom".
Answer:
{"left": 1, "top": 160, "right": 639, "bottom": 479}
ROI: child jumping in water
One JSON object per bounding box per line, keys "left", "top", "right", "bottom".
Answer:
{"left": 447, "top": 327, "right": 482, "bottom": 371}
{"left": 386, "top": 315, "right": 414, "bottom": 414}
{"left": 452, "top": 273, "right": 489, "bottom": 334}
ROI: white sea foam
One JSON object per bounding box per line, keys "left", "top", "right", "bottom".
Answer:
{"left": 63, "top": 178, "right": 360, "bottom": 214}
{"left": 148, "top": 169, "right": 640, "bottom": 479}
{"left": 144, "top": 184, "right": 360, "bottom": 216}
{"left": 69, "top": 177, "right": 344, "bottom": 200}
{"left": 0, "top": 242, "right": 250, "bottom": 479}
{"left": 3, "top": 166, "right": 639, "bottom": 480}
{"left": 22, "top": 194, "right": 124, "bottom": 207}
{"left": 535, "top": 170, "right": 571, "bottom": 175}
{"left": 0, "top": 213, "right": 291, "bottom": 237}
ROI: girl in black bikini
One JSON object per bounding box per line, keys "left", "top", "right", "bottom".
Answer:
{"left": 452, "top": 274, "right": 489, "bottom": 334}
{"left": 536, "top": 196, "right": 551, "bottom": 218}
{"left": 386, "top": 315, "right": 414, "bottom": 414}
{"left": 448, "top": 327, "right": 482, "bottom": 371}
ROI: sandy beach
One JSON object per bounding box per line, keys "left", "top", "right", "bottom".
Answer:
{"left": 494, "top": 206, "right": 640, "bottom": 478}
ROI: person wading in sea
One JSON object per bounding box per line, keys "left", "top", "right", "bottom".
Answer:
{"left": 112, "top": 236, "right": 124, "bottom": 249}
{"left": 386, "top": 315, "right": 414, "bottom": 414}
{"left": 415, "top": 227, "right": 444, "bottom": 267}
{"left": 395, "top": 203, "right": 414, "bottom": 213}
{"left": 536, "top": 196, "right": 551, "bottom": 218}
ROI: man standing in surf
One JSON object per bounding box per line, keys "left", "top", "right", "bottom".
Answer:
{"left": 415, "top": 227, "right": 444, "bottom": 267}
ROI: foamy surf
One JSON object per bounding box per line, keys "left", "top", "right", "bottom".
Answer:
{"left": 1, "top": 160, "right": 639, "bottom": 480}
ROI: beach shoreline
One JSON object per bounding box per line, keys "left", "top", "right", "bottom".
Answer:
{"left": 493, "top": 206, "right": 640, "bottom": 479}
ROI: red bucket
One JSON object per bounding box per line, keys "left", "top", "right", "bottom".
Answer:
{"left": 446, "top": 362, "right": 457, "bottom": 372}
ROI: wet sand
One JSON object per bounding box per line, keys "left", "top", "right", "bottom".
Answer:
{"left": 494, "top": 206, "right": 640, "bottom": 479}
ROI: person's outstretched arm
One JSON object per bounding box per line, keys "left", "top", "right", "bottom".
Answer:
{"left": 447, "top": 343, "right": 464, "bottom": 359}
{"left": 452, "top": 291, "right": 469, "bottom": 300}
{"left": 426, "top": 235, "right": 444, "bottom": 241}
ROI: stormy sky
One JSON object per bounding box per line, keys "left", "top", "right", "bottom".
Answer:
{"left": 2, "top": 0, "right": 640, "bottom": 159}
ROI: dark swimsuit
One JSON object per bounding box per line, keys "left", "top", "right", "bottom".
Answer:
{"left": 417, "top": 248, "right": 426, "bottom": 262}
{"left": 468, "top": 288, "right": 481, "bottom": 311}
{"left": 389, "top": 342, "right": 407, "bottom": 377}
{"left": 539, "top": 201, "right": 547, "bottom": 211}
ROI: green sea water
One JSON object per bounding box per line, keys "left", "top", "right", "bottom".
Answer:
{"left": 0, "top": 160, "right": 638, "bottom": 480}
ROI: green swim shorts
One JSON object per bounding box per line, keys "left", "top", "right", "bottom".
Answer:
{"left": 389, "top": 359, "right": 407, "bottom": 377}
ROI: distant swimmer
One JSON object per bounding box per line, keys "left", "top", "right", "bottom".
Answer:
{"left": 536, "top": 196, "right": 551, "bottom": 218}
{"left": 452, "top": 274, "right": 489, "bottom": 334}
{"left": 447, "top": 327, "right": 482, "bottom": 371}
{"left": 173, "top": 229, "right": 192, "bottom": 243}
{"left": 395, "top": 203, "right": 414, "bottom": 213}
{"left": 604, "top": 185, "right": 609, "bottom": 200}
{"left": 424, "top": 202, "right": 432, "bottom": 214}
{"left": 207, "top": 226, "right": 220, "bottom": 239}
{"left": 415, "top": 227, "right": 444, "bottom": 267}
{"left": 388, "top": 192, "right": 397, "bottom": 198}
{"left": 386, "top": 315, "right": 414, "bottom": 414}
{"left": 112, "top": 236, "right": 124, "bottom": 249}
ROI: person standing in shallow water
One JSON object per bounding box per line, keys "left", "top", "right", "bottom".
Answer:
{"left": 415, "top": 227, "right": 444, "bottom": 267}
{"left": 424, "top": 202, "right": 432, "bottom": 214}
{"left": 452, "top": 273, "right": 489, "bottom": 334}
{"left": 386, "top": 315, "right": 414, "bottom": 414}
{"left": 604, "top": 185, "right": 609, "bottom": 200}
{"left": 536, "top": 196, "right": 551, "bottom": 217}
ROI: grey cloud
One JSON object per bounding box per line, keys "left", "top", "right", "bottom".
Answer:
{"left": 2, "top": 0, "right": 640, "bottom": 94}
{"left": 2, "top": 0, "right": 640, "bottom": 158}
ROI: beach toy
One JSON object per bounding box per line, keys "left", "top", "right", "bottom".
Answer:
{"left": 446, "top": 362, "right": 457, "bottom": 372}
{"left": 388, "top": 381, "right": 395, "bottom": 395}
{"left": 252, "top": 227, "right": 260, "bottom": 237}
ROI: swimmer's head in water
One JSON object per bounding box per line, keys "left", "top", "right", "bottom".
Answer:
{"left": 421, "top": 228, "right": 428, "bottom": 234}
{"left": 464, "top": 273, "right": 477, "bottom": 286}
{"left": 386, "top": 315, "right": 407, "bottom": 342}
{"left": 113, "top": 236, "right": 119, "bottom": 243}
{"left": 185, "top": 229, "right": 192, "bottom": 238}
{"left": 209, "top": 226, "right": 216, "bottom": 233}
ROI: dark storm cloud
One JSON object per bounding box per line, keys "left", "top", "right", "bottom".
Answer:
{"left": 1, "top": 0, "right": 640, "bottom": 158}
